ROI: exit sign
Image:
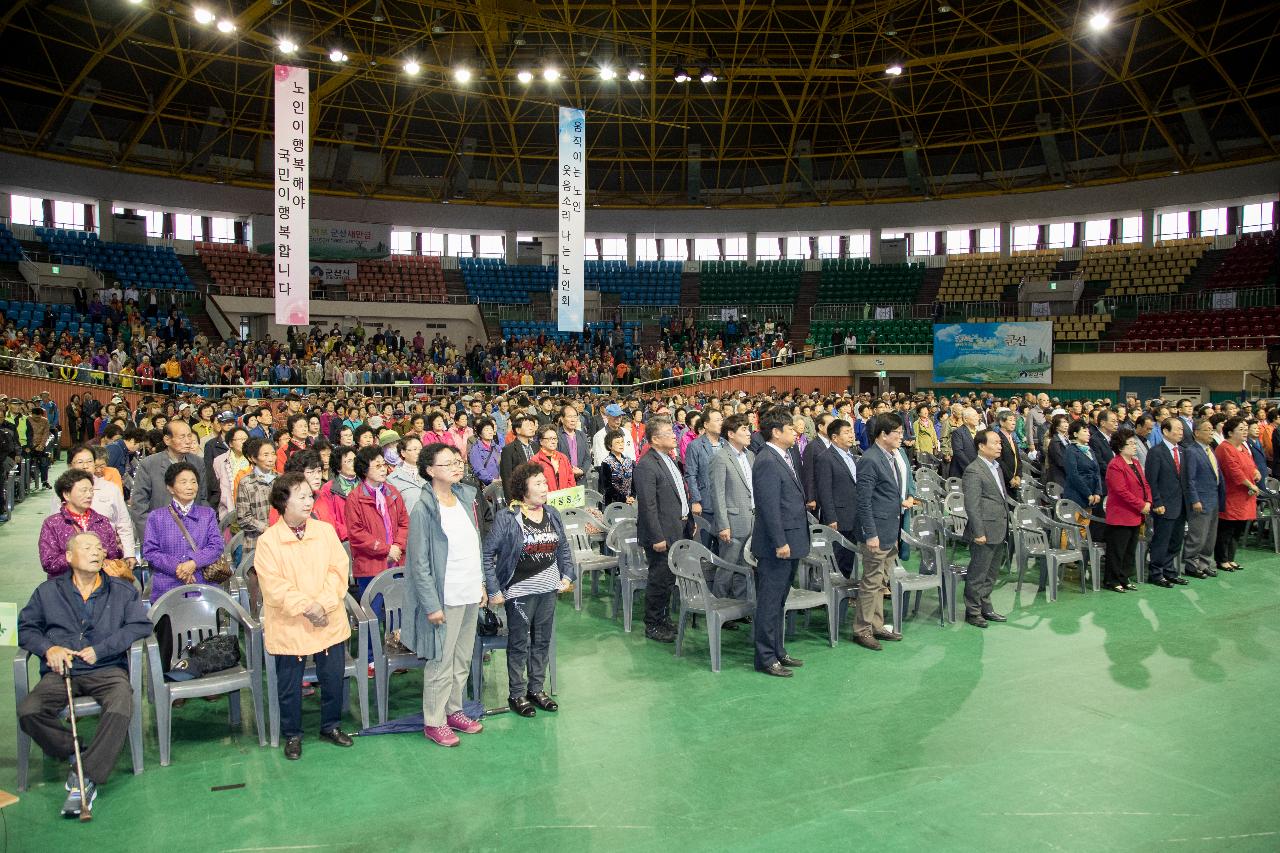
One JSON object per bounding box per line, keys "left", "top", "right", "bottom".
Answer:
{"left": 876, "top": 370, "right": 887, "bottom": 378}
{"left": 51, "top": 265, "right": 60, "bottom": 275}
{"left": 1049, "top": 281, "right": 1057, "bottom": 290}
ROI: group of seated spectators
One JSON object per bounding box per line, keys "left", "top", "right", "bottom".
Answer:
{"left": 14, "top": 375, "right": 1279, "bottom": 817}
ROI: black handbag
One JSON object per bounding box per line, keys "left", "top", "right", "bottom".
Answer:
{"left": 174, "top": 634, "right": 241, "bottom": 678}
{"left": 477, "top": 606, "right": 503, "bottom": 637}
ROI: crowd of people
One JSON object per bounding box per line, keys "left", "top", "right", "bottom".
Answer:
{"left": 14, "top": 375, "right": 1278, "bottom": 816}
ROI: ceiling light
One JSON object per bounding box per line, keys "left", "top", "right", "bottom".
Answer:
{"left": 700, "top": 67, "right": 718, "bottom": 83}
{"left": 673, "top": 67, "right": 691, "bottom": 83}
{"left": 885, "top": 63, "right": 904, "bottom": 76}
{"left": 277, "top": 38, "right": 298, "bottom": 54}
{"left": 127, "top": 0, "right": 144, "bottom": 5}
{"left": 884, "top": 17, "right": 898, "bottom": 36}
{"left": 454, "top": 66, "right": 472, "bottom": 83}
{"left": 599, "top": 65, "right": 617, "bottom": 80}
{"left": 542, "top": 66, "right": 560, "bottom": 82}
{"left": 192, "top": 7, "right": 215, "bottom": 24}
{"left": 627, "top": 68, "right": 644, "bottom": 82}
{"left": 516, "top": 69, "right": 533, "bottom": 84}
{"left": 937, "top": 3, "right": 952, "bottom": 11}
{"left": 329, "top": 49, "right": 348, "bottom": 63}
{"left": 404, "top": 60, "right": 420, "bottom": 76}
{"left": 1088, "top": 11, "right": 1111, "bottom": 31}
{"left": 216, "top": 18, "right": 235, "bottom": 33}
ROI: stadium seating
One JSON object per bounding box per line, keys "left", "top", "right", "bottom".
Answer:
{"left": 1077, "top": 238, "right": 1211, "bottom": 297}
{"left": 0, "top": 223, "right": 23, "bottom": 263}
{"left": 0, "top": 299, "right": 191, "bottom": 346}
{"left": 699, "top": 259, "right": 801, "bottom": 304}
{"left": 1204, "top": 231, "right": 1279, "bottom": 290}
{"left": 817, "top": 258, "right": 924, "bottom": 303}
{"left": 976, "top": 314, "right": 1113, "bottom": 342}
{"left": 197, "top": 242, "right": 274, "bottom": 297}
{"left": 32, "top": 227, "right": 193, "bottom": 292}
{"left": 1115, "top": 306, "right": 1280, "bottom": 351}
{"left": 499, "top": 320, "right": 640, "bottom": 356}
{"left": 585, "top": 260, "right": 681, "bottom": 305}
{"left": 806, "top": 318, "right": 934, "bottom": 352}
{"left": 936, "top": 250, "right": 1061, "bottom": 303}
{"left": 460, "top": 258, "right": 553, "bottom": 304}
{"left": 345, "top": 256, "right": 445, "bottom": 303}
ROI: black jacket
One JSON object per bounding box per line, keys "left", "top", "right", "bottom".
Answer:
{"left": 19, "top": 573, "right": 152, "bottom": 676}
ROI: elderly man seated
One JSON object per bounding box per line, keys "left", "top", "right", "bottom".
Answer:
{"left": 18, "top": 532, "right": 152, "bottom": 817}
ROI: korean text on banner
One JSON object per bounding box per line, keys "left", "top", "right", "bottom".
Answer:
{"left": 557, "top": 107, "right": 585, "bottom": 333}
{"left": 273, "top": 65, "right": 309, "bottom": 326}
{"left": 547, "top": 486, "right": 585, "bottom": 510}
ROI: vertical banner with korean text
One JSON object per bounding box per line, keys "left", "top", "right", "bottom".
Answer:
{"left": 557, "top": 107, "right": 585, "bottom": 333}
{"left": 274, "top": 65, "right": 309, "bottom": 325}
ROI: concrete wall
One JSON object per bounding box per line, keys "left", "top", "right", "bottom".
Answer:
{"left": 210, "top": 296, "right": 488, "bottom": 344}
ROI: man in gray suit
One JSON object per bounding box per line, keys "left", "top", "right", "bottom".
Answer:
{"left": 684, "top": 408, "right": 725, "bottom": 546}
{"left": 708, "top": 413, "right": 754, "bottom": 598}
{"left": 127, "top": 419, "right": 208, "bottom": 543}
{"left": 556, "top": 404, "right": 591, "bottom": 482}
{"left": 852, "top": 413, "right": 913, "bottom": 650}
{"left": 961, "top": 429, "right": 1009, "bottom": 627}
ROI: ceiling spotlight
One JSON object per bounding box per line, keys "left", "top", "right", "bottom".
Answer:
{"left": 937, "top": 3, "right": 952, "bottom": 11}
{"left": 885, "top": 63, "right": 904, "bottom": 76}
{"left": 127, "top": 0, "right": 144, "bottom": 5}
{"left": 192, "top": 7, "right": 215, "bottom": 24}
{"left": 516, "top": 69, "right": 533, "bottom": 84}
{"left": 403, "top": 60, "right": 420, "bottom": 76}
{"left": 673, "top": 67, "right": 691, "bottom": 83}
{"left": 1088, "top": 11, "right": 1111, "bottom": 31}
{"left": 329, "top": 48, "right": 348, "bottom": 63}
{"left": 216, "top": 18, "right": 235, "bottom": 33}
{"left": 700, "top": 67, "right": 718, "bottom": 83}
{"left": 454, "top": 66, "right": 472, "bottom": 83}
{"left": 598, "top": 65, "right": 617, "bottom": 80}
{"left": 542, "top": 66, "right": 560, "bottom": 82}
{"left": 884, "top": 17, "right": 898, "bottom": 36}
{"left": 627, "top": 68, "right": 644, "bottom": 82}
{"left": 277, "top": 38, "right": 298, "bottom": 54}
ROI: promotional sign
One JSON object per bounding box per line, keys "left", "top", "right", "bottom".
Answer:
{"left": 557, "top": 107, "right": 585, "bottom": 333}
{"left": 309, "top": 262, "right": 357, "bottom": 284}
{"left": 252, "top": 216, "right": 391, "bottom": 261}
{"left": 875, "top": 306, "right": 894, "bottom": 320}
{"left": 933, "top": 321, "right": 1053, "bottom": 384}
{"left": 1211, "top": 291, "right": 1237, "bottom": 310}
{"left": 273, "top": 65, "right": 309, "bottom": 325}
{"left": 547, "top": 485, "right": 585, "bottom": 510}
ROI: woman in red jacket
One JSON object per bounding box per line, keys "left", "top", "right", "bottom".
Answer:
{"left": 1103, "top": 432, "right": 1150, "bottom": 593}
{"left": 1215, "top": 416, "right": 1263, "bottom": 571}
{"left": 345, "top": 446, "right": 410, "bottom": 614}
{"left": 531, "top": 426, "right": 577, "bottom": 491}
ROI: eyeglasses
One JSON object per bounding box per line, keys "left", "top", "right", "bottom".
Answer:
{"left": 432, "top": 459, "right": 465, "bottom": 469}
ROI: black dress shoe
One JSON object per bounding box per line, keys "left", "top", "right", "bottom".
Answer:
{"left": 965, "top": 614, "right": 988, "bottom": 628}
{"left": 873, "top": 629, "right": 903, "bottom": 642}
{"left": 756, "top": 661, "right": 793, "bottom": 677}
{"left": 1184, "top": 569, "right": 1209, "bottom": 579}
{"left": 1202, "top": 568, "right": 1218, "bottom": 577}
{"left": 283, "top": 735, "right": 302, "bottom": 760}
{"left": 1150, "top": 577, "right": 1174, "bottom": 588}
{"left": 778, "top": 655, "right": 804, "bottom": 668}
{"left": 853, "top": 634, "right": 883, "bottom": 651}
{"left": 508, "top": 696, "right": 537, "bottom": 717}
{"left": 644, "top": 625, "right": 676, "bottom": 643}
{"left": 319, "top": 728, "right": 354, "bottom": 747}
{"left": 1170, "top": 576, "right": 1189, "bottom": 585}
{"left": 981, "top": 611, "right": 1007, "bottom": 622}
{"left": 527, "top": 691, "right": 558, "bottom": 712}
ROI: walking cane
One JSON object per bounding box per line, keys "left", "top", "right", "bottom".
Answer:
{"left": 62, "top": 663, "right": 92, "bottom": 822}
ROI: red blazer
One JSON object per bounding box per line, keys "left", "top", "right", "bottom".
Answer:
{"left": 344, "top": 481, "right": 410, "bottom": 578}
{"left": 1215, "top": 441, "right": 1259, "bottom": 521}
{"left": 1104, "top": 456, "right": 1151, "bottom": 527}
{"left": 531, "top": 449, "right": 577, "bottom": 491}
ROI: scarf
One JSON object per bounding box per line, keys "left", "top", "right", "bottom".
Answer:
{"left": 331, "top": 474, "right": 358, "bottom": 498}
{"left": 364, "top": 482, "right": 394, "bottom": 546}
{"left": 64, "top": 505, "right": 92, "bottom": 532}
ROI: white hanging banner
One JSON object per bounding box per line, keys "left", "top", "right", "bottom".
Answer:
{"left": 273, "top": 65, "right": 309, "bottom": 325}
{"left": 557, "top": 107, "right": 585, "bottom": 332}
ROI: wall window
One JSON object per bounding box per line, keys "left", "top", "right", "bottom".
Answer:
{"left": 422, "top": 232, "right": 444, "bottom": 255}
{"left": 1047, "top": 222, "right": 1075, "bottom": 248}
{"left": 693, "top": 238, "right": 720, "bottom": 261}
{"left": 848, "top": 233, "right": 871, "bottom": 258}
{"left": 1242, "top": 202, "right": 1274, "bottom": 233}
{"left": 1158, "top": 211, "right": 1188, "bottom": 241}
{"left": 816, "top": 235, "right": 840, "bottom": 257}
{"left": 599, "top": 237, "right": 626, "bottom": 259}
{"left": 477, "top": 234, "right": 505, "bottom": 257}
{"left": 391, "top": 230, "right": 414, "bottom": 254}
{"left": 945, "top": 229, "right": 971, "bottom": 254}
{"left": 1199, "top": 208, "right": 1226, "bottom": 237}
{"left": 755, "top": 237, "right": 781, "bottom": 261}
{"left": 446, "top": 233, "right": 473, "bottom": 257}
{"left": 1011, "top": 225, "right": 1038, "bottom": 251}
{"left": 10, "top": 195, "right": 43, "bottom": 226}
{"left": 911, "top": 231, "right": 935, "bottom": 255}
{"left": 173, "top": 214, "right": 202, "bottom": 241}
{"left": 723, "top": 236, "right": 747, "bottom": 259}
{"left": 779, "top": 236, "right": 804, "bottom": 259}
{"left": 977, "top": 227, "right": 1000, "bottom": 253}
{"left": 637, "top": 238, "right": 659, "bottom": 261}
{"left": 661, "top": 238, "right": 688, "bottom": 261}
{"left": 52, "top": 200, "right": 86, "bottom": 230}
{"left": 1083, "top": 219, "right": 1111, "bottom": 246}
{"left": 210, "top": 217, "right": 236, "bottom": 243}
{"left": 1120, "top": 215, "right": 1142, "bottom": 243}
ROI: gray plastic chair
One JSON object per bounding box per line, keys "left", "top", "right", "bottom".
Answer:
{"left": 1011, "top": 505, "right": 1083, "bottom": 602}
{"left": 895, "top": 524, "right": 948, "bottom": 631}
{"left": 911, "top": 515, "right": 961, "bottom": 622}
{"left": 482, "top": 481, "right": 505, "bottom": 515}
{"left": 358, "top": 568, "right": 423, "bottom": 725}
{"left": 583, "top": 488, "right": 605, "bottom": 511}
{"left": 945, "top": 476, "right": 963, "bottom": 494}
{"left": 264, "top": 594, "right": 372, "bottom": 746}
{"left": 1247, "top": 477, "right": 1280, "bottom": 553}
{"left": 1044, "top": 481, "right": 1064, "bottom": 500}
{"left": 668, "top": 540, "right": 756, "bottom": 672}
{"left": 15, "top": 641, "right": 145, "bottom": 790}
{"left": 603, "top": 501, "right": 637, "bottom": 527}
{"left": 942, "top": 490, "right": 969, "bottom": 568}
{"left": 146, "top": 584, "right": 266, "bottom": 766}
{"left": 1054, "top": 499, "right": 1106, "bottom": 589}
{"left": 606, "top": 518, "right": 648, "bottom": 632}
{"left": 559, "top": 507, "right": 618, "bottom": 611}
{"left": 802, "top": 524, "right": 860, "bottom": 646}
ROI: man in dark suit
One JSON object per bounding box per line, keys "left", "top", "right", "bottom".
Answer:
{"left": 994, "top": 409, "right": 1022, "bottom": 493}
{"left": 1088, "top": 409, "right": 1118, "bottom": 496}
{"left": 556, "top": 404, "right": 591, "bottom": 483}
{"left": 1146, "top": 417, "right": 1199, "bottom": 581}
{"left": 499, "top": 413, "right": 539, "bottom": 497}
{"left": 801, "top": 412, "right": 834, "bottom": 512}
{"left": 813, "top": 418, "right": 859, "bottom": 578}
{"left": 633, "top": 417, "right": 691, "bottom": 643}
{"left": 750, "top": 409, "right": 810, "bottom": 677}
{"left": 948, "top": 407, "right": 979, "bottom": 479}
{"left": 852, "top": 413, "right": 913, "bottom": 650}
{"left": 961, "top": 429, "right": 1010, "bottom": 627}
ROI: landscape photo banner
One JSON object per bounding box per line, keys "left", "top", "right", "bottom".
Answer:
{"left": 252, "top": 215, "right": 390, "bottom": 260}
{"left": 932, "top": 321, "right": 1053, "bottom": 385}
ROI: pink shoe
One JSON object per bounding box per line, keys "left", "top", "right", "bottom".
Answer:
{"left": 446, "top": 711, "right": 483, "bottom": 734}
{"left": 423, "top": 725, "right": 460, "bottom": 747}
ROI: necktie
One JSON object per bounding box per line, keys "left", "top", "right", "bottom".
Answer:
{"left": 781, "top": 447, "right": 798, "bottom": 481}
{"left": 1172, "top": 446, "right": 1180, "bottom": 473}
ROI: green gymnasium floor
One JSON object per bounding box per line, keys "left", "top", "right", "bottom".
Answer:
{"left": 1, "top": 467, "right": 1277, "bottom": 852}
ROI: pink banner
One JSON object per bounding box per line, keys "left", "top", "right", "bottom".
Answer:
{"left": 273, "top": 65, "right": 309, "bottom": 325}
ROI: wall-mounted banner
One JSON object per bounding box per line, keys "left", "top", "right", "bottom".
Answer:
{"left": 252, "top": 216, "right": 390, "bottom": 261}
{"left": 309, "top": 262, "right": 357, "bottom": 284}
{"left": 557, "top": 107, "right": 585, "bottom": 333}
{"left": 933, "top": 321, "right": 1053, "bottom": 384}
{"left": 273, "top": 65, "right": 309, "bottom": 326}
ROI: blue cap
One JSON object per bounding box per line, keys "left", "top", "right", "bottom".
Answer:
{"left": 604, "top": 404, "right": 625, "bottom": 417}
